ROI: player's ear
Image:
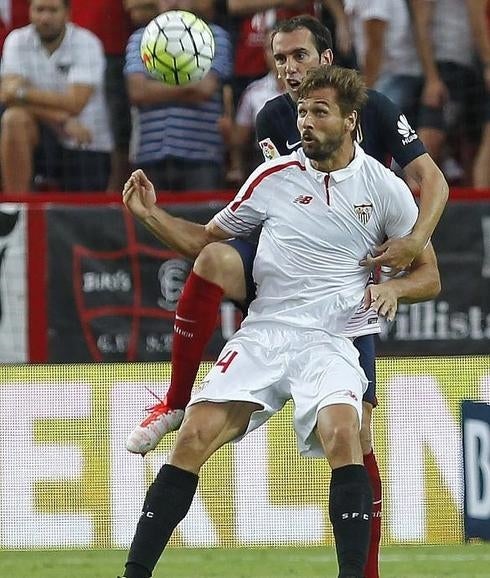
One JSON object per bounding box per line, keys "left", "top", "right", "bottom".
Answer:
{"left": 345, "top": 110, "right": 358, "bottom": 134}
{"left": 320, "top": 49, "right": 334, "bottom": 66}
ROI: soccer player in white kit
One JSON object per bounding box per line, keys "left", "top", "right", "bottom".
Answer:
{"left": 119, "top": 65, "right": 437, "bottom": 578}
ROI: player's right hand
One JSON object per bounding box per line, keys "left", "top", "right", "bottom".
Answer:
{"left": 122, "top": 169, "right": 157, "bottom": 220}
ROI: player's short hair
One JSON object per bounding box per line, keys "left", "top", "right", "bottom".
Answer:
{"left": 271, "top": 15, "right": 333, "bottom": 55}
{"left": 297, "top": 65, "right": 368, "bottom": 118}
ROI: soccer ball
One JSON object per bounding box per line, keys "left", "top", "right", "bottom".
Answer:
{"left": 140, "top": 10, "right": 215, "bottom": 86}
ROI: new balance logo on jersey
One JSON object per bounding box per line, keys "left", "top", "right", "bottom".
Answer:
{"left": 397, "top": 114, "right": 418, "bottom": 145}
{"left": 293, "top": 195, "right": 313, "bottom": 205}
{"left": 354, "top": 203, "right": 373, "bottom": 225}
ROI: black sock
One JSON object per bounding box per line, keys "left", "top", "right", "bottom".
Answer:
{"left": 329, "top": 464, "right": 373, "bottom": 578}
{"left": 123, "top": 464, "right": 199, "bottom": 578}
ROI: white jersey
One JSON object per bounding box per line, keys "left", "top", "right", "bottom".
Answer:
{"left": 1, "top": 23, "right": 113, "bottom": 153}
{"left": 213, "top": 144, "right": 419, "bottom": 336}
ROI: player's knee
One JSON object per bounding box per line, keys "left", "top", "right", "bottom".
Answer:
{"left": 193, "top": 242, "right": 227, "bottom": 284}
{"left": 323, "top": 420, "right": 359, "bottom": 461}
{"left": 193, "top": 242, "right": 244, "bottom": 301}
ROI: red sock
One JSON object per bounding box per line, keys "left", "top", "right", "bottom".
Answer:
{"left": 363, "top": 450, "right": 381, "bottom": 578}
{"left": 166, "top": 271, "right": 224, "bottom": 410}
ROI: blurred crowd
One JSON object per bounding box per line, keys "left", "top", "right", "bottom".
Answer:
{"left": 0, "top": 0, "right": 489, "bottom": 194}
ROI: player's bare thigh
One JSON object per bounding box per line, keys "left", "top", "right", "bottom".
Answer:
{"left": 169, "top": 400, "right": 261, "bottom": 474}
{"left": 193, "top": 242, "right": 247, "bottom": 303}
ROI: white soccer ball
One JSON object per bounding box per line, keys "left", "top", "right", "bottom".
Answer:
{"left": 140, "top": 10, "right": 215, "bottom": 86}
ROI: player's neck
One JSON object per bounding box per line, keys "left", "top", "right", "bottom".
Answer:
{"left": 311, "top": 142, "right": 356, "bottom": 174}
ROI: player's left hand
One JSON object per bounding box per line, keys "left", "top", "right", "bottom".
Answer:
{"left": 359, "top": 235, "right": 423, "bottom": 273}
{"left": 363, "top": 283, "right": 398, "bottom": 322}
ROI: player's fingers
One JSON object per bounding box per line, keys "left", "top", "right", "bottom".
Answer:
{"left": 380, "top": 265, "right": 401, "bottom": 278}
{"left": 136, "top": 169, "right": 152, "bottom": 187}
{"left": 363, "top": 287, "right": 374, "bottom": 310}
{"left": 359, "top": 253, "right": 376, "bottom": 268}
{"left": 374, "top": 242, "right": 389, "bottom": 255}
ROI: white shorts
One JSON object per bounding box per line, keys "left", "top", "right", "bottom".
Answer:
{"left": 189, "top": 323, "right": 368, "bottom": 457}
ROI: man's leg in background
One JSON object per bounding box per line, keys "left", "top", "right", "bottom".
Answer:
{"left": 355, "top": 334, "right": 381, "bottom": 578}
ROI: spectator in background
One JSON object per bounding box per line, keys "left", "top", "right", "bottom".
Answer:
{"left": 226, "top": 28, "right": 284, "bottom": 185}
{"left": 71, "top": 1, "right": 133, "bottom": 192}
{"left": 124, "top": 0, "right": 233, "bottom": 191}
{"left": 344, "top": 0, "right": 423, "bottom": 126}
{"left": 410, "top": 0, "right": 485, "bottom": 183}
{"left": 0, "top": 0, "right": 113, "bottom": 194}
{"left": 225, "top": 0, "right": 351, "bottom": 108}
{"left": 469, "top": 0, "right": 490, "bottom": 188}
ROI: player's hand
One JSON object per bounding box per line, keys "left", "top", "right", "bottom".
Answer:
{"left": 122, "top": 169, "right": 157, "bottom": 220}
{"left": 359, "top": 235, "right": 423, "bottom": 274}
{"left": 363, "top": 283, "right": 398, "bottom": 322}
{"left": 422, "top": 76, "right": 448, "bottom": 108}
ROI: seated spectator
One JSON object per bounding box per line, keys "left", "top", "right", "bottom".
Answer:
{"left": 124, "top": 0, "right": 233, "bottom": 191}
{"left": 344, "top": 0, "right": 423, "bottom": 126}
{"left": 0, "top": 0, "right": 113, "bottom": 194}
{"left": 71, "top": 0, "right": 133, "bottom": 191}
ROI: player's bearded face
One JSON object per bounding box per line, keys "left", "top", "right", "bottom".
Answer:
{"left": 301, "top": 123, "right": 346, "bottom": 161}
{"left": 298, "top": 91, "right": 350, "bottom": 161}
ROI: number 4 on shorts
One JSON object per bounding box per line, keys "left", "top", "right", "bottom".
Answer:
{"left": 215, "top": 350, "right": 238, "bottom": 373}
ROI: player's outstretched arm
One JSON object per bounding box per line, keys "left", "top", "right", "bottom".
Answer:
{"left": 122, "top": 169, "right": 230, "bottom": 258}
{"left": 363, "top": 242, "right": 440, "bottom": 322}
{"left": 363, "top": 154, "right": 448, "bottom": 272}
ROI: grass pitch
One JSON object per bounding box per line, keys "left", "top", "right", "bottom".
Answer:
{"left": 1, "top": 544, "right": 489, "bottom": 578}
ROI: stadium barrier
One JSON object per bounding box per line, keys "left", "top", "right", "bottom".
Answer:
{"left": 0, "top": 355, "right": 489, "bottom": 549}
{"left": 0, "top": 188, "right": 489, "bottom": 363}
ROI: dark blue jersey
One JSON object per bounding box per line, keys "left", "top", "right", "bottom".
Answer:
{"left": 256, "top": 89, "right": 426, "bottom": 168}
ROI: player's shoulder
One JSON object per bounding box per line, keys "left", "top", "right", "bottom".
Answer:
{"left": 248, "top": 150, "right": 305, "bottom": 182}
{"left": 258, "top": 93, "right": 292, "bottom": 116}
{"left": 363, "top": 88, "right": 399, "bottom": 117}
{"left": 361, "top": 151, "right": 408, "bottom": 194}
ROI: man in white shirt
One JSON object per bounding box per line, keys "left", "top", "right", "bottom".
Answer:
{"left": 119, "top": 65, "right": 439, "bottom": 578}
{"left": 344, "top": 0, "right": 422, "bottom": 122}
{"left": 0, "top": 0, "right": 113, "bottom": 193}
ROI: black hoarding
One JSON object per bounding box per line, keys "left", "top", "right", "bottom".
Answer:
{"left": 47, "top": 200, "right": 489, "bottom": 361}
{"left": 47, "top": 202, "right": 240, "bottom": 362}
{"left": 377, "top": 202, "right": 490, "bottom": 355}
